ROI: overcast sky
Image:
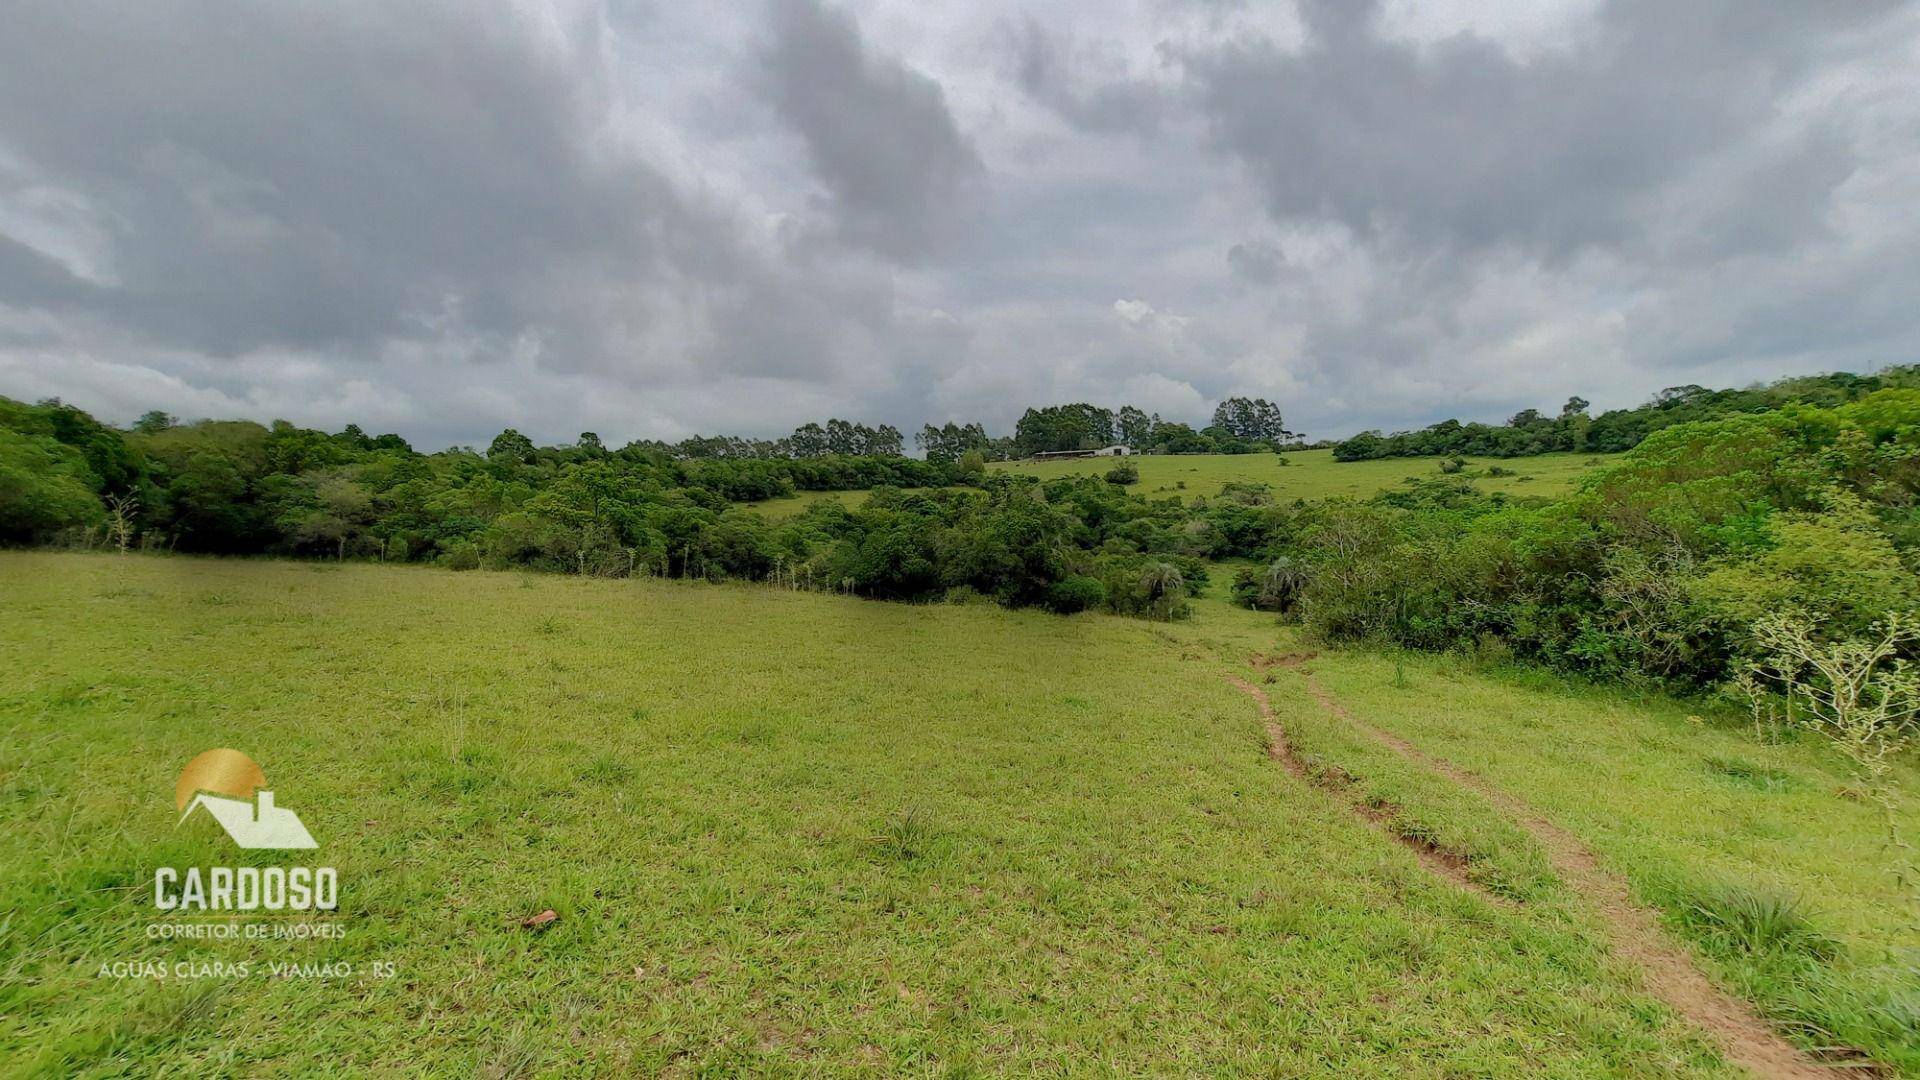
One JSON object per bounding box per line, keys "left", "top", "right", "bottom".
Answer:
{"left": 2, "top": 0, "right": 1917, "bottom": 449}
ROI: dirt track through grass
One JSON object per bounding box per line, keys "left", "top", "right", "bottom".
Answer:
{"left": 1269, "top": 656, "right": 1837, "bottom": 1080}
{"left": 1226, "top": 674, "right": 1506, "bottom": 907}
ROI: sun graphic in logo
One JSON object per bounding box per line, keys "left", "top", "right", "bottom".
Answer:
{"left": 175, "top": 749, "right": 317, "bottom": 849}
{"left": 175, "top": 748, "right": 267, "bottom": 811}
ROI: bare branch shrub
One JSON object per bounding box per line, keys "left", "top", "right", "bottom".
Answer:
{"left": 1737, "top": 612, "right": 1920, "bottom": 847}
{"left": 102, "top": 492, "right": 139, "bottom": 555}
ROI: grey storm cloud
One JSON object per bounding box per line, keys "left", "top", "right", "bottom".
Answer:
{"left": 0, "top": 0, "right": 938, "bottom": 445}
{"left": 1, "top": 0, "right": 1918, "bottom": 448}
{"left": 1008, "top": 17, "right": 1171, "bottom": 136}
{"left": 1184, "top": 0, "right": 1903, "bottom": 260}
{"left": 0, "top": 0, "right": 724, "bottom": 364}
{"left": 1226, "top": 240, "right": 1286, "bottom": 285}
{"left": 758, "top": 0, "right": 985, "bottom": 260}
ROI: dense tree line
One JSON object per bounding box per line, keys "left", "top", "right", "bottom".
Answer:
{"left": 545, "top": 397, "right": 1299, "bottom": 464}
{"left": 622, "top": 418, "right": 906, "bottom": 460}
{"left": 913, "top": 421, "right": 995, "bottom": 464}
{"left": 0, "top": 401, "right": 947, "bottom": 555}
{"left": 0, "top": 398, "right": 1235, "bottom": 620}
{"left": 1014, "top": 397, "right": 1295, "bottom": 456}
{"left": 1247, "top": 389, "right": 1920, "bottom": 687}
{"left": 1332, "top": 367, "right": 1920, "bottom": 461}
{"left": 17, "top": 376, "right": 1917, "bottom": 673}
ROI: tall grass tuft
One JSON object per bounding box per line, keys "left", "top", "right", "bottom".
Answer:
{"left": 1680, "top": 884, "right": 1837, "bottom": 961}
{"left": 875, "top": 809, "right": 935, "bottom": 863}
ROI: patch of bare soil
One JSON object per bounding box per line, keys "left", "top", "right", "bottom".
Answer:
{"left": 1281, "top": 665, "right": 1852, "bottom": 1080}
{"left": 1226, "top": 674, "right": 1506, "bottom": 907}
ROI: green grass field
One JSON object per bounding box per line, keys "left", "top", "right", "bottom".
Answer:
{"left": 995, "top": 448, "right": 1615, "bottom": 501}
{"left": 742, "top": 450, "right": 1617, "bottom": 518}
{"left": 1267, "top": 654, "right": 1920, "bottom": 1073}
{"left": 738, "top": 488, "right": 877, "bottom": 520}
{"left": 3, "top": 553, "right": 1914, "bottom": 1075}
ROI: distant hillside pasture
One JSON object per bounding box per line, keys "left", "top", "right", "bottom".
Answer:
{"left": 739, "top": 451, "right": 1617, "bottom": 518}
{"left": 993, "top": 449, "right": 1617, "bottom": 502}
{"left": 736, "top": 487, "right": 880, "bottom": 520}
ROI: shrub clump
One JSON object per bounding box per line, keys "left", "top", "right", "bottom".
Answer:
{"left": 1045, "top": 574, "right": 1108, "bottom": 614}
{"left": 1231, "top": 557, "right": 1309, "bottom": 615}
{"left": 439, "top": 540, "right": 480, "bottom": 571}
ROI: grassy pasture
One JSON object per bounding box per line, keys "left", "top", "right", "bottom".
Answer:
{"left": 741, "top": 450, "right": 1618, "bottom": 518}
{"left": 738, "top": 487, "right": 878, "bottom": 520}
{"left": 994, "top": 448, "right": 1616, "bottom": 502}
{"left": 3, "top": 552, "right": 1732, "bottom": 1077}
{"left": 6, "top": 552, "right": 1916, "bottom": 1074}
{"left": 1145, "top": 577, "right": 1920, "bottom": 1072}
{"left": 1270, "top": 650, "right": 1920, "bottom": 1073}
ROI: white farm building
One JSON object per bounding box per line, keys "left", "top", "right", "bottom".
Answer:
{"left": 1032, "top": 445, "right": 1131, "bottom": 461}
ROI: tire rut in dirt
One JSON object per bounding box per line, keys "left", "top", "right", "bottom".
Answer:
{"left": 1227, "top": 674, "right": 1511, "bottom": 908}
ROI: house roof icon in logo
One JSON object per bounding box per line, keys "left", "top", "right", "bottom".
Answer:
{"left": 176, "top": 749, "right": 318, "bottom": 849}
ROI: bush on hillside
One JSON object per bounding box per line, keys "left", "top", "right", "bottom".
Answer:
{"left": 1046, "top": 574, "right": 1108, "bottom": 613}
{"left": 1280, "top": 390, "right": 1920, "bottom": 687}
{"left": 0, "top": 429, "right": 105, "bottom": 542}
{"left": 1232, "top": 557, "right": 1310, "bottom": 615}
{"left": 440, "top": 540, "right": 480, "bottom": 570}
